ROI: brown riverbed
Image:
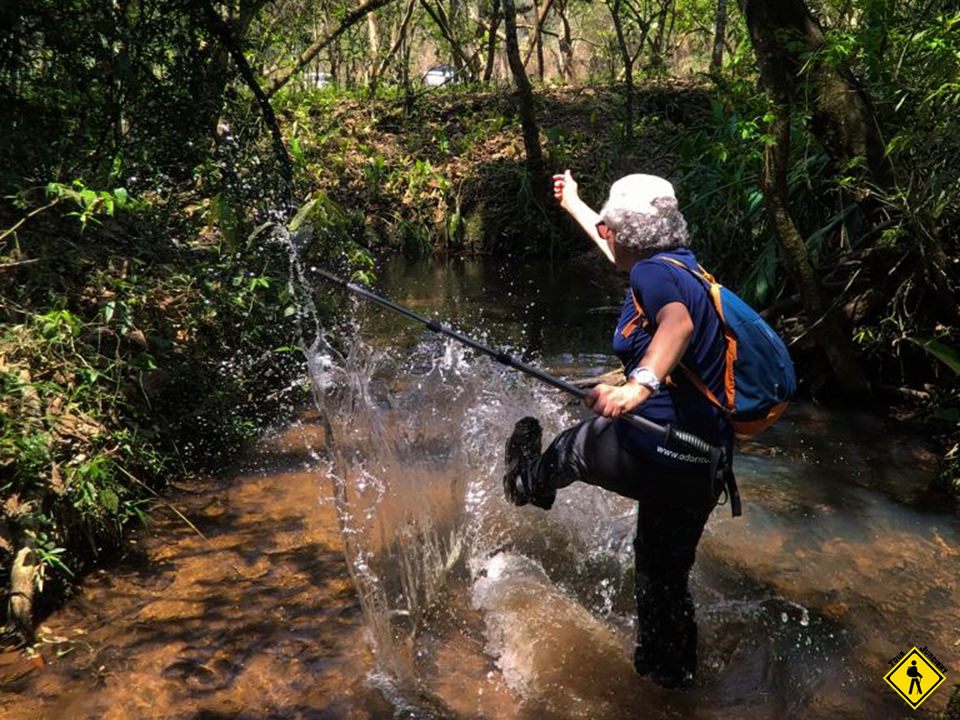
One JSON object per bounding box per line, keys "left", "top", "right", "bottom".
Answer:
{"left": 0, "top": 413, "right": 394, "bottom": 720}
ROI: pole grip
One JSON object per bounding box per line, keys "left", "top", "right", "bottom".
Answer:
{"left": 669, "top": 427, "right": 716, "bottom": 456}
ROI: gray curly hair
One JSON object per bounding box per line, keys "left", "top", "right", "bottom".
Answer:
{"left": 601, "top": 196, "right": 690, "bottom": 253}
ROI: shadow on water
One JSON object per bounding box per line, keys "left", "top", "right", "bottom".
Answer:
{"left": 3, "top": 255, "right": 957, "bottom": 720}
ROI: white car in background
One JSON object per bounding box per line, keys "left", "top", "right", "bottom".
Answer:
{"left": 308, "top": 71, "right": 333, "bottom": 88}
{"left": 422, "top": 65, "right": 458, "bottom": 87}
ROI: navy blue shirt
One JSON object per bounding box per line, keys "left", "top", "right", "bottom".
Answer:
{"left": 611, "top": 248, "right": 731, "bottom": 465}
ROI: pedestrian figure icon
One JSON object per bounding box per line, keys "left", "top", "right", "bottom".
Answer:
{"left": 884, "top": 647, "right": 946, "bottom": 708}
{"left": 906, "top": 660, "right": 922, "bottom": 694}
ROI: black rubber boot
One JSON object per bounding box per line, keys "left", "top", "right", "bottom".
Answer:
{"left": 635, "top": 640, "right": 696, "bottom": 689}
{"left": 502, "top": 417, "right": 553, "bottom": 509}
{"left": 633, "top": 644, "right": 655, "bottom": 678}
{"left": 633, "top": 507, "right": 703, "bottom": 691}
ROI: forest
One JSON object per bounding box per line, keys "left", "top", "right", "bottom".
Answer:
{"left": 1, "top": 0, "right": 958, "bottom": 649}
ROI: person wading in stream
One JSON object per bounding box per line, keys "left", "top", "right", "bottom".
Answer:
{"left": 502, "top": 171, "right": 734, "bottom": 689}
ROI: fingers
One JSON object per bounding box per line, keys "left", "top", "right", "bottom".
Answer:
{"left": 552, "top": 174, "right": 565, "bottom": 201}
{"left": 585, "top": 385, "right": 621, "bottom": 418}
{"left": 552, "top": 169, "right": 574, "bottom": 203}
{"left": 585, "top": 383, "right": 648, "bottom": 418}
{"left": 584, "top": 387, "right": 598, "bottom": 409}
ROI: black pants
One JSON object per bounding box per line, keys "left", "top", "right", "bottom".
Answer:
{"left": 532, "top": 416, "right": 718, "bottom": 685}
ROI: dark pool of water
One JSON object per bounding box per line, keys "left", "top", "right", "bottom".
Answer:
{"left": 358, "top": 253, "right": 625, "bottom": 374}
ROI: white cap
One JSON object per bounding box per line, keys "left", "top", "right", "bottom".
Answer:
{"left": 601, "top": 174, "right": 676, "bottom": 216}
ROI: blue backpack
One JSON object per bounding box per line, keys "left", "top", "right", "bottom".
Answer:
{"left": 638, "top": 257, "right": 797, "bottom": 436}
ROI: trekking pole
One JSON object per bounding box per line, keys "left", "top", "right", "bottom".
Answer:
{"left": 316, "top": 268, "right": 718, "bottom": 459}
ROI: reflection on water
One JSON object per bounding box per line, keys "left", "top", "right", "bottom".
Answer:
{"left": 359, "top": 253, "right": 625, "bottom": 374}
{"left": 4, "top": 256, "right": 957, "bottom": 720}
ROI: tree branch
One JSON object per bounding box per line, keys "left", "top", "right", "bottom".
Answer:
{"left": 264, "top": 0, "right": 398, "bottom": 98}
{"left": 204, "top": 3, "right": 292, "bottom": 182}
{"left": 372, "top": 0, "right": 417, "bottom": 88}
{"left": 521, "top": 0, "right": 555, "bottom": 67}
{"left": 419, "top": 0, "right": 479, "bottom": 77}
{"left": 0, "top": 198, "right": 60, "bottom": 243}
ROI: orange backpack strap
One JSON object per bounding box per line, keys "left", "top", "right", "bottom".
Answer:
{"left": 696, "top": 263, "right": 717, "bottom": 284}
{"left": 621, "top": 289, "right": 650, "bottom": 339}
{"left": 657, "top": 256, "right": 738, "bottom": 411}
{"left": 677, "top": 363, "right": 726, "bottom": 411}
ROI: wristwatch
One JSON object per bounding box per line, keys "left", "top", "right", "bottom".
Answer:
{"left": 628, "top": 366, "right": 661, "bottom": 396}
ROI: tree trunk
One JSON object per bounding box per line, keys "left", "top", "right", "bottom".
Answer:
{"left": 9, "top": 547, "right": 37, "bottom": 642}
{"left": 203, "top": 2, "right": 292, "bottom": 183}
{"left": 502, "top": 0, "right": 545, "bottom": 181}
{"left": 366, "top": 12, "right": 381, "bottom": 85}
{"left": 264, "top": 0, "right": 398, "bottom": 97}
{"left": 609, "top": 0, "right": 635, "bottom": 146}
{"left": 331, "top": 37, "right": 341, "bottom": 85}
{"left": 483, "top": 0, "right": 502, "bottom": 83}
{"left": 557, "top": 0, "right": 574, "bottom": 81}
{"left": 419, "top": 0, "right": 481, "bottom": 80}
{"left": 188, "top": 13, "right": 236, "bottom": 146}
{"left": 767, "top": 107, "right": 869, "bottom": 393}
{"left": 522, "top": 0, "right": 554, "bottom": 69}
{"left": 710, "top": 0, "right": 727, "bottom": 72}
{"left": 738, "top": 0, "right": 892, "bottom": 188}
{"left": 370, "top": 0, "right": 417, "bottom": 93}
{"left": 650, "top": 0, "right": 672, "bottom": 70}
{"left": 763, "top": 104, "right": 871, "bottom": 394}
{"left": 402, "top": 29, "right": 413, "bottom": 109}
{"left": 535, "top": 0, "right": 545, "bottom": 82}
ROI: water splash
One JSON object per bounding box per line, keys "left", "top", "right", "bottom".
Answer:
{"left": 287, "top": 252, "right": 957, "bottom": 719}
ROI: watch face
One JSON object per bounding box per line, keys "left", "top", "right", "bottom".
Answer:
{"left": 632, "top": 368, "right": 656, "bottom": 382}
{"left": 630, "top": 368, "right": 660, "bottom": 394}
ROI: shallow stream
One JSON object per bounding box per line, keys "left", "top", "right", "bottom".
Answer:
{"left": 3, "top": 255, "right": 957, "bottom": 719}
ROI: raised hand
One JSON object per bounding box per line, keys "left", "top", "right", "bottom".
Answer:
{"left": 551, "top": 169, "right": 578, "bottom": 211}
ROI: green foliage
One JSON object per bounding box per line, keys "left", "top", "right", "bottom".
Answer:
{"left": 544, "top": 126, "right": 584, "bottom": 169}
{"left": 911, "top": 339, "right": 960, "bottom": 378}
{"left": 871, "top": 8, "right": 960, "bottom": 232}
{"left": 936, "top": 442, "right": 960, "bottom": 497}
{"left": 676, "top": 87, "right": 779, "bottom": 305}
{"left": 43, "top": 181, "right": 143, "bottom": 230}
{"left": 0, "top": 1, "right": 228, "bottom": 194}
{"left": 825, "top": 1, "right": 960, "bottom": 397}
{"left": 0, "top": 311, "right": 169, "bottom": 593}
{"left": 287, "top": 190, "right": 375, "bottom": 280}
{"left": 0, "top": 145, "right": 360, "bottom": 602}
{"left": 362, "top": 151, "right": 388, "bottom": 190}
{"left": 398, "top": 217, "right": 434, "bottom": 257}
